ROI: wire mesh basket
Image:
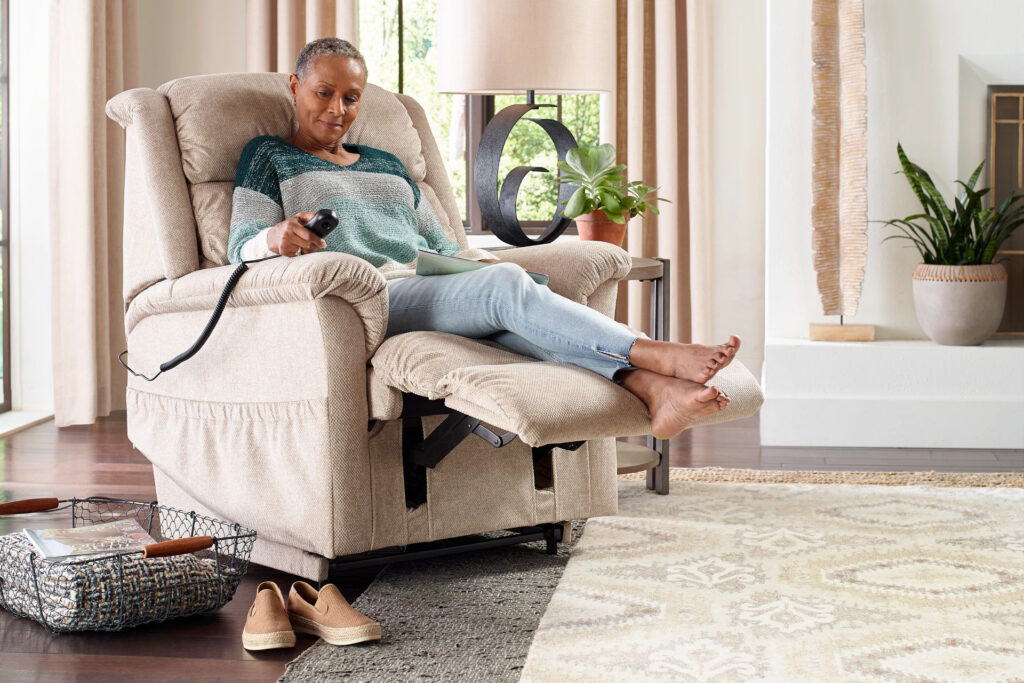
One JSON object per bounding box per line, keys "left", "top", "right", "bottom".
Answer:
{"left": 0, "top": 496, "right": 256, "bottom": 633}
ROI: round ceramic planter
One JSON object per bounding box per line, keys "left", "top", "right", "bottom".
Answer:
{"left": 911, "top": 263, "right": 1007, "bottom": 345}
{"left": 575, "top": 211, "right": 626, "bottom": 247}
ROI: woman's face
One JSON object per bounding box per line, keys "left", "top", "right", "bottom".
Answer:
{"left": 289, "top": 55, "right": 367, "bottom": 149}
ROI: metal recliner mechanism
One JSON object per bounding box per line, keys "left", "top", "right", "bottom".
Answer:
{"left": 399, "top": 393, "right": 587, "bottom": 509}
{"left": 410, "top": 411, "right": 518, "bottom": 468}
{"left": 400, "top": 393, "right": 518, "bottom": 469}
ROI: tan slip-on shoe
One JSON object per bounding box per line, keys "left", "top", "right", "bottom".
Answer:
{"left": 242, "top": 581, "right": 296, "bottom": 650}
{"left": 288, "top": 581, "right": 382, "bottom": 646}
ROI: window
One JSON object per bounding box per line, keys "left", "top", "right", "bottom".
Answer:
{"left": 358, "top": 0, "right": 601, "bottom": 235}
{"left": 0, "top": 0, "right": 10, "bottom": 412}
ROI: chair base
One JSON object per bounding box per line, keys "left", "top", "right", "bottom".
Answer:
{"left": 327, "top": 522, "right": 568, "bottom": 576}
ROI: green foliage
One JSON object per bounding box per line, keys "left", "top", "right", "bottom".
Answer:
{"left": 881, "top": 143, "right": 1024, "bottom": 265}
{"left": 555, "top": 143, "right": 667, "bottom": 224}
{"left": 360, "top": 0, "right": 469, "bottom": 216}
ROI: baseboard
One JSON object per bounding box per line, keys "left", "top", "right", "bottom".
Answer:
{"left": 0, "top": 411, "right": 53, "bottom": 439}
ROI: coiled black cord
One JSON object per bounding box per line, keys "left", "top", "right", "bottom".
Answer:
{"left": 118, "top": 254, "right": 281, "bottom": 382}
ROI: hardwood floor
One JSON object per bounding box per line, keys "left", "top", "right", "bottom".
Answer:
{"left": 0, "top": 412, "right": 1020, "bottom": 681}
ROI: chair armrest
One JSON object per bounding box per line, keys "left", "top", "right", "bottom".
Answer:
{"left": 493, "top": 241, "right": 633, "bottom": 305}
{"left": 126, "top": 252, "right": 389, "bottom": 358}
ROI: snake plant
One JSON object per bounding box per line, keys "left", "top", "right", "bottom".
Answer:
{"left": 881, "top": 143, "right": 1024, "bottom": 265}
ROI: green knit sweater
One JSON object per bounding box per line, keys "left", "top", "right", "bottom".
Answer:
{"left": 227, "top": 135, "right": 471, "bottom": 268}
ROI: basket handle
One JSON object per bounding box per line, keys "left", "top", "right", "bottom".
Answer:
{"left": 0, "top": 498, "right": 60, "bottom": 515}
{"left": 142, "top": 536, "right": 214, "bottom": 558}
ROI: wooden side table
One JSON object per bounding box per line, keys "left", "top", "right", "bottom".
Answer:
{"left": 615, "top": 256, "right": 671, "bottom": 494}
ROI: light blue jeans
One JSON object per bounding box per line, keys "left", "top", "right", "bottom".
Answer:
{"left": 385, "top": 263, "right": 641, "bottom": 382}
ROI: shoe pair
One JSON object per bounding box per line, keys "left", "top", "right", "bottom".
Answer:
{"left": 242, "top": 580, "right": 382, "bottom": 651}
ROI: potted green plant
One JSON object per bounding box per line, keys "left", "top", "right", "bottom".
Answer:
{"left": 556, "top": 143, "right": 667, "bottom": 247}
{"left": 881, "top": 143, "right": 1024, "bottom": 345}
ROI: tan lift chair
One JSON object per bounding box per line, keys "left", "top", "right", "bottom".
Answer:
{"left": 106, "top": 74, "right": 764, "bottom": 581}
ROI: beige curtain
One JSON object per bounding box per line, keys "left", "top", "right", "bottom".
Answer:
{"left": 50, "top": 0, "right": 138, "bottom": 426}
{"left": 246, "top": 0, "right": 359, "bottom": 72}
{"left": 615, "top": 0, "right": 713, "bottom": 344}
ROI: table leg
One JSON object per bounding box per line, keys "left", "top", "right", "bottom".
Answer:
{"left": 646, "top": 258, "right": 671, "bottom": 495}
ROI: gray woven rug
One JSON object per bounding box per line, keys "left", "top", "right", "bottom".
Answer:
{"left": 280, "top": 525, "right": 582, "bottom": 683}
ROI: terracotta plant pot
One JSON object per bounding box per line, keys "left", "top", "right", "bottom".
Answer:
{"left": 575, "top": 211, "right": 627, "bottom": 247}
{"left": 911, "top": 263, "right": 1008, "bottom": 345}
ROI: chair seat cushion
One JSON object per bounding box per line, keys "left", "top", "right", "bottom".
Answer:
{"left": 369, "top": 332, "right": 763, "bottom": 447}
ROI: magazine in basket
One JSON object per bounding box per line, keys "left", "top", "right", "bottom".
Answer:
{"left": 23, "top": 519, "right": 156, "bottom": 560}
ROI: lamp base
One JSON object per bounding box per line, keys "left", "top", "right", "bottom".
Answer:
{"left": 475, "top": 102, "right": 578, "bottom": 246}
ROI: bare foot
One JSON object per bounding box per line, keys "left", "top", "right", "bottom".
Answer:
{"left": 620, "top": 369, "right": 731, "bottom": 440}
{"left": 629, "top": 335, "right": 741, "bottom": 384}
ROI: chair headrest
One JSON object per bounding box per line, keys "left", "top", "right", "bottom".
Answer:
{"left": 157, "top": 72, "right": 426, "bottom": 185}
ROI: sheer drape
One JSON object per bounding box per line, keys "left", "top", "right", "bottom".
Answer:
{"left": 245, "top": 0, "right": 359, "bottom": 72}
{"left": 615, "top": 0, "right": 713, "bottom": 344}
{"left": 50, "top": 0, "right": 137, "bottom": 426}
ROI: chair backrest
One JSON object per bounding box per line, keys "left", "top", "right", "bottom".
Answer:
{"left": 108, "top": 72, "right": 467, "bottom": 302}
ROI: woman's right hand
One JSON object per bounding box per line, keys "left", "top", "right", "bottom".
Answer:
{"left": 267, "top": 211, "right": 329, "bottom": 257}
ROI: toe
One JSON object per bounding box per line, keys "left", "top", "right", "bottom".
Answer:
{"left": 695, "top": 385, "right": 720, "bottom": 403}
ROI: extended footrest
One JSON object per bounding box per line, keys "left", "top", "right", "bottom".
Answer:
{"left": 372, "top": 331, "right": 763, "bottom": 447}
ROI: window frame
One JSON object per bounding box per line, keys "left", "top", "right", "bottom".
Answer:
{"left": 1, "top": 0, "right": 11, "bottom": 413}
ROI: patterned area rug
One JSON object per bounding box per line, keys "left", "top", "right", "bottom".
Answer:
{"left": 620, "top": 466, "right": 1024, "bottom": 487}
{"left": 279, "top": 524, "right": 583, "bottom": 683}
{"left": 522, "top": 472, "right": 1024, "bottom": 681}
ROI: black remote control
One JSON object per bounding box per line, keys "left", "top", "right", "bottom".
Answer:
{"left": 304, "top": 209, "right": 339, "bottom": 238}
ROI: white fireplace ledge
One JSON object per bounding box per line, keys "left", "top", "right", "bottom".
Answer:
{"left": 760, "top": 337, "right": 1024, "bottom": 449}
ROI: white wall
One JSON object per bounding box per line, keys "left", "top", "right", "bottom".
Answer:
{"left": 713, "top": 0, "right": 766, "bottom": 373}
{"left": 766, "top": 0, "right": 1024, "bottom": 340}
{"left": 136, "top": 0, "right": 247, "bottom": 88}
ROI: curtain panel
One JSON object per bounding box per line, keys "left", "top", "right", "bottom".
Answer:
{"left": 50, "top": 0, "right": 138, "bottom": 426}
{"left": 615, "top": 0, "right": 712, "bottom": 345}
{"left": 246, "top": 0, "right": 359, "bottom": 73}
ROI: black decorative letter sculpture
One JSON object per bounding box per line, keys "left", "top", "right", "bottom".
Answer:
{"left": 474, "top": 103, "right": 579, "bottom": 246}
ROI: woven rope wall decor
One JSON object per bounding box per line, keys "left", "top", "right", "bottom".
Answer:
{"left": 811, "top": 0, "right": 867, "bottom": 316}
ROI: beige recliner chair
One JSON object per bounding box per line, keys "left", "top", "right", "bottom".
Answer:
{"left": 106, "top": 73, "right": 763, "bottom": 581}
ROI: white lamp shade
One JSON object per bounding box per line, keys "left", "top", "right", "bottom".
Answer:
{"left": 437, "top": 0, "right": 616, "bottom": 94}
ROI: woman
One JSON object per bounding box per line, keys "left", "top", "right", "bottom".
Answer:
{"left": 228, "top": 38, "right": 740, "bottom": 440}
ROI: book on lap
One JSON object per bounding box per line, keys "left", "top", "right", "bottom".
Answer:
{"left": 415, "top": 250, "right": 550, "bottom": 286}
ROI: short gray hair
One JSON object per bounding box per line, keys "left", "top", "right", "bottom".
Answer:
{"left": 295, "top": 38, "right": 367, "bottom": 82}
